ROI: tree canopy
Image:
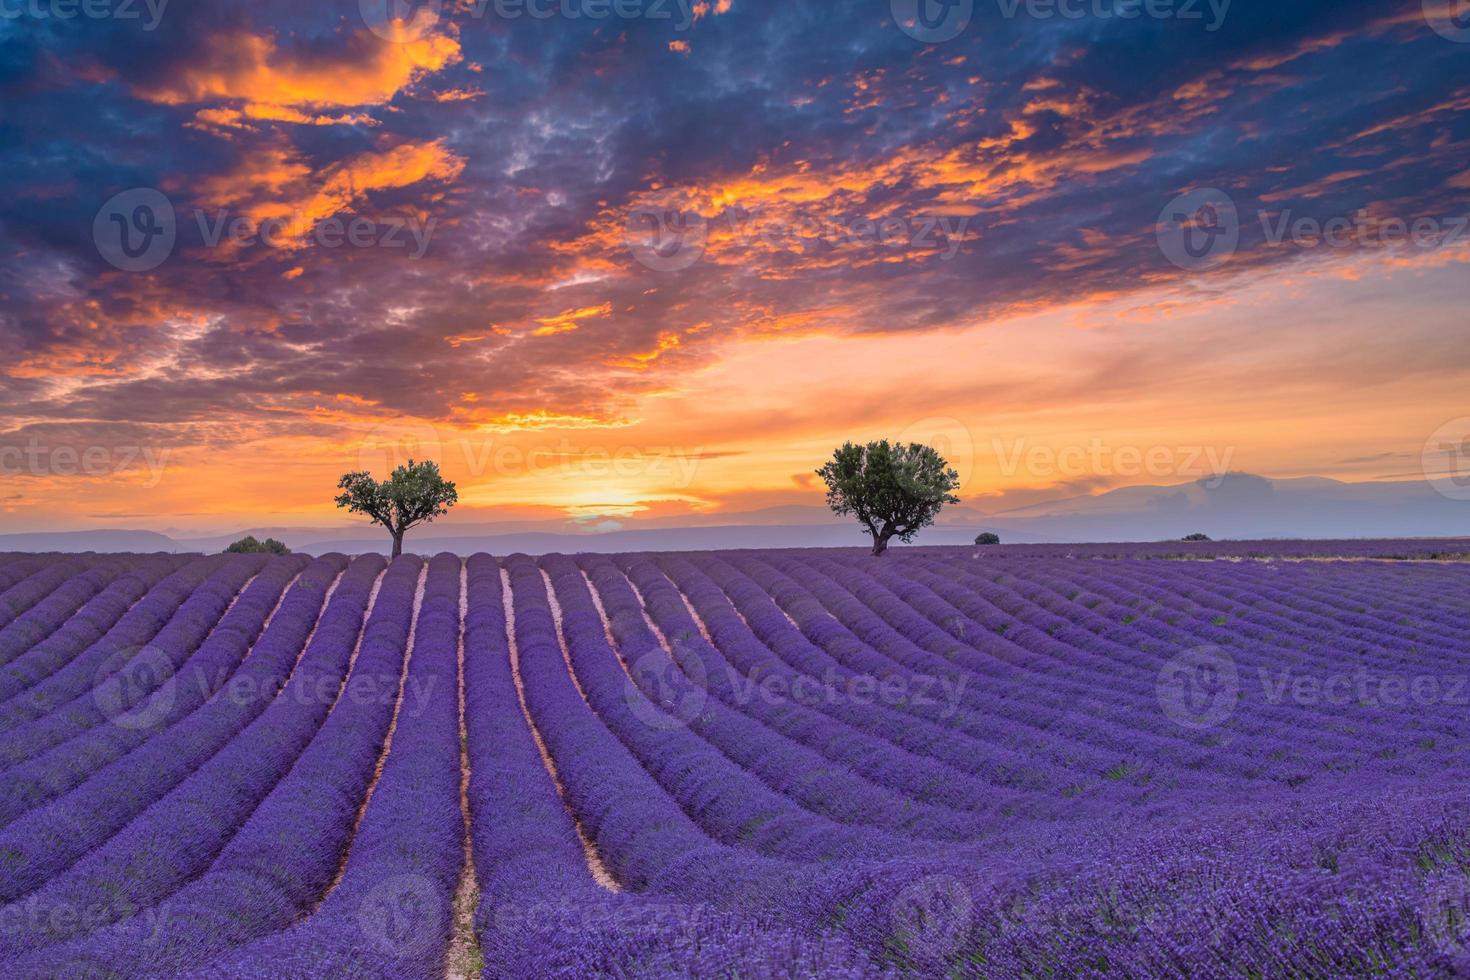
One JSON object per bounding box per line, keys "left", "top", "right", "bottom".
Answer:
{"left": 334, "top": 459, "right": 458, "bottom": 558}
{"left": 816, "top": 440, "right": 960, "bottom": 556}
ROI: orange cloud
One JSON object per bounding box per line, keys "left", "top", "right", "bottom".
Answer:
{"left": 531, "top": 302, "right": 613, "bottom": 337}
{"left": 134, "top": 28, "right": 460, "bottom": 128}
{"left": 195, "top": 139, "right": 466, "bottom": 248}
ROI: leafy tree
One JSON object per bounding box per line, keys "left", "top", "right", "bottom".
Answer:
{"left": 334, "top": 459, "right": 458, "bottom": 559}
{"left": 816, "top": 440, "right": 960, "bottom": 556}
{"left": 975, "top": 532, "right": 1001, "bottom": 545}
{"left": 1182, "top": 532, "right": 1213, "bottom": 542}
{"left": 224, "top": 535, "right": 290, "bottom": 555}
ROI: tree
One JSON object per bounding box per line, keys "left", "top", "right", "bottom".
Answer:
{"left": 224, "top": 535, "right": 290, "bottom": 554}
{"left": 975, "top": 532, "right": 1001, "bottom": 546}
{"left": 334, "top": 459, "right": 458, "bottom": 559}
{"left": 816, "top": 440, "right": 960, "bottom": 556}
{"left": 1182, "top": 532, "right": 1212, "bottom": 542}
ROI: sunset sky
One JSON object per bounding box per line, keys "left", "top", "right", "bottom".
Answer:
{"left": 1, "top": 0, "right": 1467, "bottom": 535}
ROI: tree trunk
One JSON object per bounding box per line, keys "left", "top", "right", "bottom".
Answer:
{"left": 870, "top": 533, "right": 891, "bottom": 557}
{"left": 391, "top": 529, "right": 404, "bottom": 559}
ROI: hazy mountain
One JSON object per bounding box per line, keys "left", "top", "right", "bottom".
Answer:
{"left": 0, "top": 529, "right": 181, "bottom": 553}
{"left": 984, "top": 474, "right": 1470, "bottom": 541}
{"left": 5, "top": 475, "right": 1466, "bottom": 554}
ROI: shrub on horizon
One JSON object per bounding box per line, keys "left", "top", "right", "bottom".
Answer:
{"left": 975, "top": 532, "right": 1001, "bottom": 545}
{"left": 225, "top": 536, "right": 290, "bottom": 554}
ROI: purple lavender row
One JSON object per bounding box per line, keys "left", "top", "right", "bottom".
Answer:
{"left": 857, "top": 555, "right": 1377, "bottom": 786}
{"left": 773, "top": 553, "right": 1291, "bottom": 799}
{"left": 460, "top": 552, "right": 617, "bottom": 970}
{"left": 0, "top": 555, "right": 388, "bottom": 977}
{"left": 1193, "top": 557, "right": 1470, "bottom": 638}
{"left": 578, "top": 553, "right": 1001, "bottom": 837}
{"left": 0, "top": 555, "right": 338, "bottom": 916}
{"left": 887, "top": 554, "right": 1470, "bottom": 800}
{"left": 174, "top": 554, "right": 462, "bottom": 979}
{"left": 0, "top": 554, "right": 339, "bottom": 901}
{"left": 631, "top": 553, "right": 1049, "bottom": 809}
{"left": 0, "top": 558, "right": 98, "bottom": 632}
{"left": 1076, "top": 560, "right": 1470, "bottom": 769}
{"left": 0, "top": 554, "right": 298, "bottom": 822}
{"left": 466, "top": 555, "right": 893, "bottom": 977}
{"left": 0, "top": 556, "right": 183, "bottom": 703}
{"left": 800, "top": 553, "right": 1284, "bottom": 774}
{"left": 496, "top": 553, "right": 794, "bottom": 894}
{"left": 499, "top": 555, "right": 1164, "bottom": 975}
{"left": 916, "top": 537, "right": 1470, "bottom": 560}
{"left": 1115, "top": 556, "right": 1470, "bottom": 657}
{"left": 498, "top": 554, "right": 906, "bottom": 972}
{"left": 888, "top": 781, "right": 1470, "bottom": 976}
{"left": 0, "top": 557, "right": 47, "bottom": 593}
{"left": 0, "top": 555, "right": 413, "bottom": 963}
{"left": 685, "top": 553, "right": 1157, "bottom": 793}
{"left": 861, "top": 555, "right": 1297, "bottom": 767}
{"left": 539, "top": 554, "right": 949, "bottom": 863}
{"left": 744, "top": 551, "right": 1335, "bottom": 799}
{"left": 610, "top": 552, "right": 1005, "bottom": 806}
{"left": 957, "top": 556, "right": 1467, "bottom": 761}
{"left": 0, "top": 559, "right": 129, "bottom": 668}
{"left": 0, "top": 554, "right": 266, "bottom": 766}
{"left": 0, "top": 556, "right": 225, "bottom": 731}
{"left": 648, "top": 553, "right": 1067, "bottom": 799}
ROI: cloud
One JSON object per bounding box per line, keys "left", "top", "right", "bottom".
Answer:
{"left": 134, "top": 27, "right": 461, "bottom": 127}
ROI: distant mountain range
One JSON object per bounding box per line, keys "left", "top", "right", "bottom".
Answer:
{"left": 4, "top": 474, "right": 1467, "bottom": 555}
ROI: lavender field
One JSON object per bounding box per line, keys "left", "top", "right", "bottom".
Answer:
{"left": 0, "top": 546, "right": 1467, "bottom": 978}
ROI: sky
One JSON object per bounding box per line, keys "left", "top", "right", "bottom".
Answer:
{"left": 0, "top": 0, "right": 1468, "bottom": 536}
